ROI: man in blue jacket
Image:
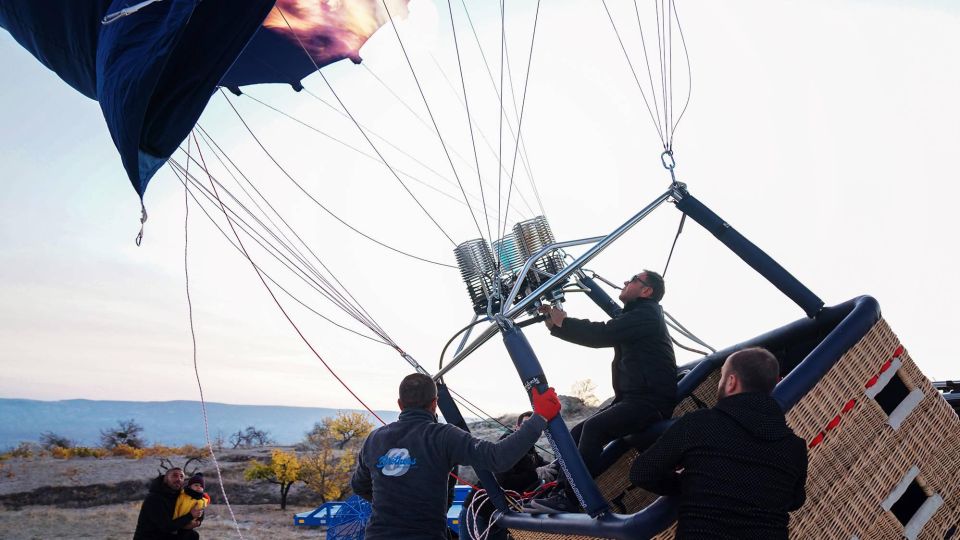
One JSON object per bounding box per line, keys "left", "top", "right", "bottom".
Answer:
{"left": 351, "top": 372, "right": 561, "bottom": 540}
{"left": 529, "top": 270, "right": 677, "bottom": 513}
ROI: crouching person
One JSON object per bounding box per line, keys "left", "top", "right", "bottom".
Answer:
{"left": 352, "top": 373, "right": 561, "bottom": 540}
{"left": 133, "top": 467, "right": 202, "bottom": 540}
{"left": 630, "top": 347, "right": 808, "bottom": 540}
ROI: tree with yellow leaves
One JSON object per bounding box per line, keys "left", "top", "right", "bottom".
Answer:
{"left": 244, "top": 449, "right": 301, "bottom": 510}
{"left": 300, "top": 440, "right": 357, "bottom": 503}
{"left": 303, "top": 411, "right": 375, "bottom": 451}
{"left": 298, "top": 411, "right": 372, "bottom": 503}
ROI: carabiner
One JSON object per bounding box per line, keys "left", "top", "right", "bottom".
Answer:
{"left": 661, "top": 150, "right": 676, "bottom": 170}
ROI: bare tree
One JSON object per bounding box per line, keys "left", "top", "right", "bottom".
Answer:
{"left": 229, "top": 426, "right": 274, "bottom": 448}
{"left": 99, "top": 419, "right": 146, "bottom": 449}
{"left": 39, "top": 432, "right": 74, "bottom": 450}
{"left": 571, "top": 379, "right": 600, "bottom": 407}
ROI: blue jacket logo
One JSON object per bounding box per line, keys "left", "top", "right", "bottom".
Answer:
{"left": 377, "top": 448, "right": 416, "bottom": 476}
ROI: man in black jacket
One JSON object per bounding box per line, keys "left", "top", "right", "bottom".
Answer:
{"left": 529, "top": 270, "right": 676, "bottom": 513}
{"left": 351, "top": 373, "right": 561, "bottom": 540}
{"left": 133, "top": 467, "right": 202, "bottom": 539}
{"left": 630, "top": 347, "right": 808, "bottom": 539}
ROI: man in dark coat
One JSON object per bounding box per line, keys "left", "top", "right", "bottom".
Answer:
{"left": 630, "top": 347, "right": 808, "bottom": 540}
{"left": 351, "top": 373, "right": 561, "bottom": 540}
{"left": 529, "top": 270, "right": 677, "bottom": 513}
{"left": 133, "top": 467, "right": 202, "bottom": 540}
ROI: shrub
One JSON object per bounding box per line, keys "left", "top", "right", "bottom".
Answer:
{"left": 72, "top": 446, "right": 109, "bottom": 459}
{"left": 51, "top": 446, "right": 72, "bottom": 459}
{"left": 111, "top": 444, "right": 145, "bottom": 459}
{"left": 39, "top": 432, "right": 75, "bottom": 450}
{"left": 7, "top": 442, "right": 38, "bottom": 459}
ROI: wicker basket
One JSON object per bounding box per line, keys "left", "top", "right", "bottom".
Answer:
{"left": 508, "top": 319, "right": 960, "bottom": 540}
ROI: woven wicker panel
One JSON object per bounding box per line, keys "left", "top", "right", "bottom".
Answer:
{"left": 925, "top": 466, "right": 960, "bottom": 540}
{"left": 672, "top": 368, "right": 722, "bottom": 417}
{"left": 788, "top": 319, "right": 960, "bottom": 540}
{"left": 786, "top": 319, "right": 902, "bottom": 538}
{"left": 594, "top": 447, "right": 660, "bottom": 513}
{"left": 650, "top": 522, "right": 676, "bottom": 540}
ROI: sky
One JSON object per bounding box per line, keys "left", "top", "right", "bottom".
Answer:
{"left": 1, "top": 0, "right": 958, "bottom": 417}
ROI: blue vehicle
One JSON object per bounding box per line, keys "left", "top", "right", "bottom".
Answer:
{"left": 294, "top": 485, "right": 473, "bottom": 535}
{"left": 447, "top": 485, "right": 473, "bottom": 536}
{"left": 293, "top": 501, "right": 344, "bottom": 527}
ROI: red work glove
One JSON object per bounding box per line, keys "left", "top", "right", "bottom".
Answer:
{"left": 531, "top": 387, "right": 561, "bottom": 421}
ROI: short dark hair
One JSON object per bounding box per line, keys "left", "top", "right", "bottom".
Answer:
{"left": 399, "top": 373, "right": 438, "bottom": 410}
{"left": 726, "top": 347, "right": 781, "bottom": 395}
{"left": 642, "top": 270, "right": 665, "bottom": 302}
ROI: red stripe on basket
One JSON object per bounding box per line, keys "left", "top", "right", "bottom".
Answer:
{"left": 879, "top": 358, "right": 893, "bottom": 374}
{"left": 842, "top": 399, "right": 856, "bottom": 413}
{"left": 826, "top": 414, "right": 842, "bottom": 431}
{"left": 809, "top": 432, "right": 825, "bottom": 448}
{"left": 866, "top": 374, "right": 879, "bottom": 389}
{"left": 893, "top": 345, "right": 904, "bottom": 358}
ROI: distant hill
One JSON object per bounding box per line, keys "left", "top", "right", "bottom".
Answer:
{"left": 0, "top": 398, "right": 400, "bottom": 448}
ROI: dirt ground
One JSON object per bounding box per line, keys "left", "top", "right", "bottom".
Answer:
{"left": 0, "top": 449, "right": 271, "bottom": 497}
{"left": 0, "top": 503, "right": 325, "bottom": 540}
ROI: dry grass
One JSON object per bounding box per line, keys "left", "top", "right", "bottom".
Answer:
{"left": 0, "top": 503, "right": 325, "bottom": 539}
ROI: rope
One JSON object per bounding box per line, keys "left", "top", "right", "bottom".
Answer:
{"left": 176, "top": 137, "right": 245, "bottom": 539}
{"left": 273, "top": 6, "right": 459, "bottom": 246}
{"left": 602, "top": 0, "right": 666, "bottom": 147}
{"left": 457, "top": 0, "right": 546, "bottom": 217}
{"left": 669, "top": 0, "right": 693, "bottom": 143}
{"left": 364, "top": 61, "right": 537, "bottom": 221}
{"left": 664, "top": 311, "right": 716, "bottom": 353}
{"left": 446, "top": 0, "right": 494, "bottom": 246}
{"left": 242, "top": 91, "right": 496, "bottom": 221}
{"left": 496, "top": 0, "right": 506, "bottom": 254}
{"left": 632, "top": 0, "right": 664, "bottom": 140}
{"left": 176, "top": 156, "right": 498, "bottom": 500}
{"left": 217, "top": 94, "right": 456, "bottom": 268}
{"left": 499, "top": 0, "right": 541, "bottom": 245}
{"left": 192, "top": 136, "right": 386, "bottom": 425}
{"left": 189, "top": 128, "right": 396, "bottom": 340}
{"left": 172, "top": 152, "right": 385, "bottom": 339}
{"left": 371, "top": 1, "right": 489, "bottom": 245}
{"left": 169, "top": 159, "right": 391, "bottom": 346}
{"left": 662, "top": 213, "right": 686, "bottom": 277}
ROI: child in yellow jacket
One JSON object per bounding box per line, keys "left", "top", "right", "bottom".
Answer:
{"left": 174, "top": 472, "right": 210, "bottom": 538}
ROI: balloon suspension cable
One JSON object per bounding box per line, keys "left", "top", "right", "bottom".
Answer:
{"left": 176, "top": 136, "right": 246, "bottom": 540}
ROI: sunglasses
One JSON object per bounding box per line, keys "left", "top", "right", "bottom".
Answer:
{"left": 628, "top": 274, "right": 650, "bottom": 287}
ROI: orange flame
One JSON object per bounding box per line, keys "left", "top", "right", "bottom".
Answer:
{"left": 265, "top": 0, "right": 410, "bottom": 63}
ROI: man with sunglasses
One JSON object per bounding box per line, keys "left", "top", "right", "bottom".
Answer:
{"left": 528, "top": 270, "right": 677, "bottom": 513}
